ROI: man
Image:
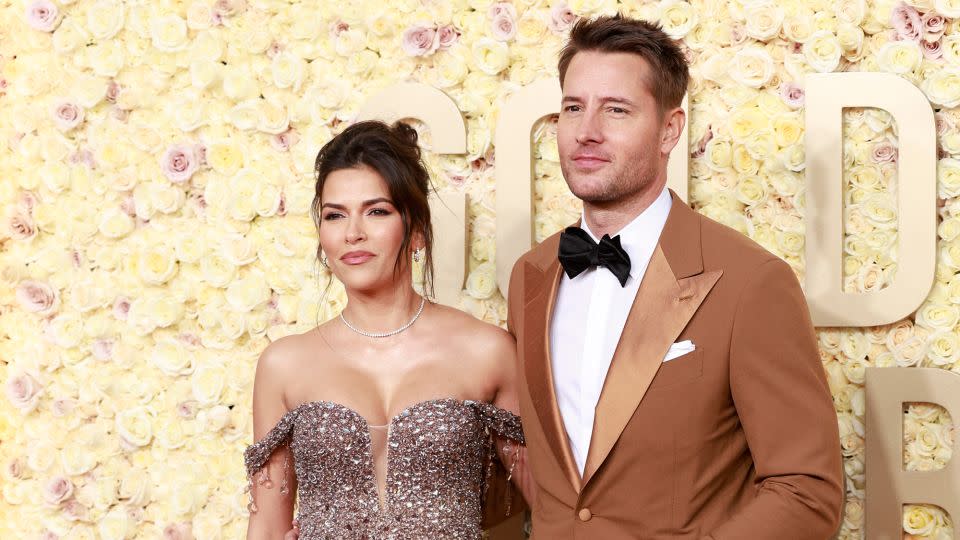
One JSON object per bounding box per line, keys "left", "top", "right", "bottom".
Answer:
{"left": 506, "top": 15, "right": 843, "bottom": 539}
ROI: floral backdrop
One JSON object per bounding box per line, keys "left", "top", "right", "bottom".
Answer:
{"left": 1, "top": 0, "right": 959, "bottom": 538}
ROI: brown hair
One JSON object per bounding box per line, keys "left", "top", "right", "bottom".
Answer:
{"left": 558, "top": 14, "right": 689, "bottom": 113}
{"left": 311, "top": 120, "right": 435, "bottom": 297}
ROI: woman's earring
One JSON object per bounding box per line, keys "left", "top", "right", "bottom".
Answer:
{"left": 320, "top": 253, "right": 329, "bottom": 268}
{"left": 412, "top": 248, "right": 423, "bottom": 263}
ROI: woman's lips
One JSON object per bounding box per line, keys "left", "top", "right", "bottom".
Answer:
{"left": 340, "top": 251, "right": 375, "bottom": 265}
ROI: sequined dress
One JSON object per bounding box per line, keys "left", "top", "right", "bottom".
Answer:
{"left": 244, "top": 398, "right": 524, "bottom": 539}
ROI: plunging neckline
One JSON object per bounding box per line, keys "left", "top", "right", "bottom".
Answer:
{"left": 272, "top": 397, "right": 475, "bottom": 512}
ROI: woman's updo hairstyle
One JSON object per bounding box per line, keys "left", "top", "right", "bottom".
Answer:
{"left": 311, "top": 120, "right": 434, "bottom": 297}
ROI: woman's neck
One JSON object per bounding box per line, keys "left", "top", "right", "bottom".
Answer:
{"left": 340, "top": 284, "right": 424, "bottom": 334}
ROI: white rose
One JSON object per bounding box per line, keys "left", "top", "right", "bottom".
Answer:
{"left": 225, "top": 99, "right": 260, "bottom": 130}
{"left": 190, "top": 59, "right": 222, "bottom": 89}
{"left": 138, "top": 246, "right": 178, "bottom": 285}
{"left": 98, "top": 505, "right": 131, "bottom": 540}
{"left": 729, "top": 46, "right": 774, "bottom": 88}
{"left": 935, "top": 0, "right": 960, "bottom": 18}
{"left": 877, "top": 40, "right": 922, "bottom": 74}
{"left": 171, "top": 95, "right": 207, "bottom": 132}
{"left": 115, "top": 406, "right": 153, "bottom": 447}
{"left": 150, "top": 15, "right": 188, "bottom": 52}
{"left": 86, "top": 0, "right": 124, "bottom": 40}
{"left": 472, "top": 38, "right": 510, "bottom": 75}
{"left": 803, "top": 31, "right": 842, "bottom": 72}
{"left": 465, "top": 262, "right": 498, "bottom": 300}
{"left": 225, "top": 274, "right": 271, "bottom": 312}
{"left": 272, "top": 51, "right": 306, "bottom": 91}
{"left": 151, "top": 339, "right": 195, "bottom": 376}
{"left": 223, "top": 68, "right": 260, "bottom": 102}
{"left": 744, "top": 1, "right": 784, "bottom": 41}
{"left": 659, "top": 0, "right": 698, "bottom": 39}
{"left": 200, "top": 254, "right": 237, "bottom": 288}
{"left": 923, "top": 69, "right": 960, "bottom": 107}
{"left": 192, "top": 366, "right": 226, "bottom": 405}
{"left": 257, "top": 101, "right": 290, "bottom": 135}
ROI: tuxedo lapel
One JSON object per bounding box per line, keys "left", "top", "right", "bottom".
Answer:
{"left": 581, "top": 192, "right": 722, "bottom": 485}
{"left": 522, "top": 239, "right": 583, "bottom": 492}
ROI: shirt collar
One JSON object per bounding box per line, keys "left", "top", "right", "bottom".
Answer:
{"left": 580, "top": 186, "right": 673, "bottom": 279}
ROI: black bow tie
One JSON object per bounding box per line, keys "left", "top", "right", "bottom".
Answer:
{"left": 557, "top": 226, "right": 632, "bottom": 286}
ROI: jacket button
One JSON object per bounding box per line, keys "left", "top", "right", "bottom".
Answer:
{"left": 578, "top": 508, "right": 592, "bottom": 522}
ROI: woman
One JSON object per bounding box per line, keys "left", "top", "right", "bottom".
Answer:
{"left": 244, "top": 120, "right": 532, "bottom": 539}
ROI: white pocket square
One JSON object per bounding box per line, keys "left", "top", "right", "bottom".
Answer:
{"left": 663, "top": 340, "right": 696, "bottom": 362}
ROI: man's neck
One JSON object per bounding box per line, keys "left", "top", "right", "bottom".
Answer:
{"left": 583, "top": 184, "right": 667, "bottom": 238}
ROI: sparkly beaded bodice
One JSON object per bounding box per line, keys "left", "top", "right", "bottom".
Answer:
{"left": 244, "top": 398, "right": 524, "bottom": 539}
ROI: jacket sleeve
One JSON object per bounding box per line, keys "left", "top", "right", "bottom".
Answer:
{"left": 704, "top": 257, "right": 844, "bottom": 540}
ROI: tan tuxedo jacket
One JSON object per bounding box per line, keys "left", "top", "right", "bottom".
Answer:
{"left": 507, "top": 191, "right": 843, "bottom": 539}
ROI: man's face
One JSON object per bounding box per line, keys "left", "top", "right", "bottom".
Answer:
{"left": 558, "top": 51, "right": 669, "bottom": 205}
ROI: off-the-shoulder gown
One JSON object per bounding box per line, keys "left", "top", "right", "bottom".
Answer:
{"left": 244, "top": 398, "right": 524, "bottom": 539}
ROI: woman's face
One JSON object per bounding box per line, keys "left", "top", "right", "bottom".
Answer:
{"left": 318, "top": 166, "right": 409, "bottom": 293}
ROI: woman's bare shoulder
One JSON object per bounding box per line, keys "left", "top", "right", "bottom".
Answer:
{"left": 255, "top": 326, "right": 331, "bottom": 380}
{"left": 428, "top": 304, "right": 516, "bottom": 364}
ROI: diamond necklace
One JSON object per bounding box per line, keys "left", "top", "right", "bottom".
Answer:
{"left": 339, "top": 296, "right": 426, "bottom": 338}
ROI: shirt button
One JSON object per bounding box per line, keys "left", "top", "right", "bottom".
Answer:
{"left": 578, "top": 508, "right": 592, "bottom": 522}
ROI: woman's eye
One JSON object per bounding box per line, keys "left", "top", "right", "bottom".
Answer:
{"left": 369, "top": 208, "right": 391, "bottom": 216}
{"left": 323, "top": 213, "right": 343, "bottom": 220}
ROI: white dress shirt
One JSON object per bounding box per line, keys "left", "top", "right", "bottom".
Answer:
{"left": 549, "top": 187, "right": 672, "bottom": 475}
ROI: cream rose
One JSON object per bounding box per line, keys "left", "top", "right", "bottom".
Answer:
{"left": 876, "top": 40, "right": 922, "bottom": 74}
{"left": 116, "top": 406, "right": 154, "bottom": 448}
{"left": 729, "top": 47, "right": 774, "bottom": 88}
{"left": 151, "top": 339, "right": 194, "bottom": 376}
{"left": 472, "top": 38, "right": 510, "bottom": 75}
{"left": 659, "top": 0, "right": 698, "bottom": 39}
{"left": 137, "top": 246, "right": 178, "bottom": 285}
{"left": 150, "top": 15, "right": 188, "bottom": 52}
{"left": 938, "top": 158, "right": 960, "bottom": 198}
{"left": 272, "top": 51, "right": 306, "bottom": 91}
{"left": 922, "top": 69, "right": 960, "bottom": 107}
{"left": 465, "top": 262, "right": 498, "bottom": 300}
{"left": 192, "top": 365, "right": 226, "bottom": 405}
{"left": 86, "top": 0, "right": 124, "bottom": 40}
{"left": 744, "top": 1, "right": 784, "bottom": 41}
{"left": 803, "top": 31, "right": 842, "bottom": 72}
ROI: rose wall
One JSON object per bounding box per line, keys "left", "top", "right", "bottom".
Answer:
{"left": 1, "top": 0, "right": 959, "bottom": 538}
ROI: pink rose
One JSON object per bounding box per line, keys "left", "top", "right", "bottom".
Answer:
{"left": 8, "top": 211, "right": 36, "bottom": 241}
{"left": 106, "top": 81, "right": 120, "bottom": 103}
{"left": 491, "top": 12, "right": 517, "bottom": 42}
{"left": 891, "top": 2, "right": 923, "bottom": 42}
{"left": 488, "top": 2, "right": 517, "bottom": 20}
{"left": 936, "top": 111, "right": 954, "bottom": 136}
{"left": 270, "top": 129, "right": 299, "bottom": 152}
{"left": 778, "top": 81, "right": 805, "bottom": 109}
{"left": 113, "top": 296, "right": 131, "bottom": 320}
{"left": 92, "top": 339, "right": 115, "bottom": 360}
{"left": 160, "top": 143, "right": 201, "bottom": 183}
{"left": 177, "top": 401, "right": 198, "bottom": 418}
{"left": 401, "top": 25, "right": 440, "bottom": 57}
{"left": 549, "top": 2, "right": 577, "bottom": 33}
{"left": 730, "top": 22, "right": 748, "bottom": 46}
{"left": 213, "top": 0, "right": 245, "bottom": 18}
{"left": 16, "top": 280, "right": 58, "bottom": 315}
{"left": 438, "top": 24, "right": 460, "bottom": 49}
{"left": 692, "top": 126, "right": 714, "bottom": 158}
{"left": 52, "top": 398, "right": 75, "bottom": 417}
{"left": 42, "top": 476, "right": 73, "bottom": 507}
{"left": 329, "top": 20, "right": 350, "bottom": 37}
{"left": 922, "top": 38, "right": 943, "bottom": 60}
{"left": 922, "top": 12, "right": 946, "bottom": 41}
{"left": 51, "top": 100, "right": 84, "bottom": 132}
{"left": 62, "top": 500, "right": 87, "bottom": 521}
{"left": 871, "top": 142, "right": 898, "bottom": 164}
{"left": 5, "top": 459, "right": 24, "bottom": 480}
{"left": 25, "top": 0, "right": 60, "bottom": 32}
{"left": 6, "top": 372, "right": 41, "bottom": 413}
{"left": 162, "top": 522, "right": 193, "bottom": 540}
{"left": 18, "top": 191, "right": 38, "bottom": 213}
{"left": 39, "top": 532, "right": 59, "bottom": 540}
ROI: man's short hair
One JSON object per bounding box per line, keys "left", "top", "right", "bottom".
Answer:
{"left": 558, "top": 14, "right": 689, "bottom": 113}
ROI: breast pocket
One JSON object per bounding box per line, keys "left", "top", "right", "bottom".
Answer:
{"left": 648, "top": 348, "right": 703, "bottom": 389}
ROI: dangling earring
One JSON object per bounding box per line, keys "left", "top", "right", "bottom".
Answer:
{"left": 412, "top": 248, "right": 423, "bottom": 263}
{"left": 320, "top": 252, "right": 329, "bottom": 268}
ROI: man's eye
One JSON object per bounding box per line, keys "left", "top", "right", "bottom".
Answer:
{"left": 609, "top": 107, "right": 627, "bottom": 114}
{"left": 323, "top": 213, "right": 343, "bottom": 220}
{"left": 563, "top": 105, "right": 581, "bottom": 112}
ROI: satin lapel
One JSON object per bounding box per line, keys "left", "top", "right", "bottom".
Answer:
{"left": 581, "top": 246, "right": 722, "bottom": 485}
{"left": 522, "top": 259, "right": 583, "bottom": 491}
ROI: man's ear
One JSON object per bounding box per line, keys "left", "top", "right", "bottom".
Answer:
{"left": 660, "top": 106, "right": 686, "bottom": 156}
